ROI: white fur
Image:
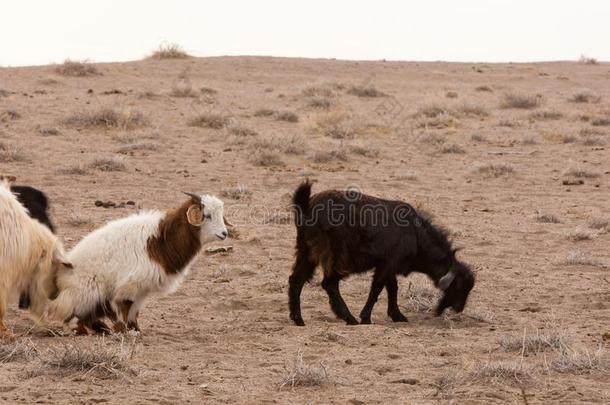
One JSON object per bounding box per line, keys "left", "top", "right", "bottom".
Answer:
{"left": 0, "top": 181, "right": 68, "bottom": 328}
{"left": 48, "top": 194, "right": 227, "bottom": 329}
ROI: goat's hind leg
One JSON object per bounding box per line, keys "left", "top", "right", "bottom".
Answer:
{"left": 288, "top": 250, "right": 316, "bottom": 326}
{"left": 386, "top": 276, "right": 407, "bottom": 322}
{"left": 321, "top": 274, "right": 358, "bottom": 325}
{"left": 359, "top": 270, "right": 385, "bottom": 324}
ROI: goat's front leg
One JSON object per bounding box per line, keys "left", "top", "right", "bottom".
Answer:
{"left": 321, "top": 275, "right": 358, "bottom": 325}
{"left": 359, "top": 271, "right": 385, "bottom": 324}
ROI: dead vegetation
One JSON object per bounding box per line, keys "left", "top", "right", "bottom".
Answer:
{"left": 475, "top": 85, "right": 493, "bottom": 92}
{"left": 579, "top": 55, "right": 598, "bottom": 65}
{"left": 445, "top": 91, "right": 458, "bottom": 98}
{"left": 58, "top": 163, "right": 89, "bottom": 175}
{"left": 588, "top": 218, "right": 609, "bottom": 231}
{"left": 275, "top": 111, "right": 299, "bottom": 123}
{"left": 28, "top": 341, "right": 137, "bottom": 380}
{"left": 38, "top": 127, "right": 61, "bottom": 136}
{"left": 568, "top": 91, "right": 601, "bottom": 104}
{"left": 347, "top": 84, "right": 386, "bottom": 98}
{"left": 67, "top": 212, "right": 92, "bottom": 227}
{"left": 229, "top": 125, "right": 258, "bottom": 137}
{"left": 498, "top": 330, "right": 565, "bottom": 354}
{"left": 500, "top": 93, "right": 543, "bottom": 109}
{"left": 403, "top": 282, "right": 437, "bottom": 313}
{"left": 62, "top": 108, "right": 148, "bottom": 130}
{"left": 563, "top": 167, "right": 599, "bottom": 178}
{"left": 188, "top": 113, "right": 231, "bottom": 129}
{"left": 468, "top": 360, "right": 535, "bottom": 386}
{"left": 55, "top": 60, "right": 100, "bottom": 77}
{"left": 312, "top": 149, "right": 348, "bottom": 163}
{"left": 253, "top": 108, "right": 276, "bottom": 117}
{"left": 0, "top": 142, "right": 27, "bottom": 162}
{"left": 90, "top": 156, "right": 127, "bottom": 172}
{"left": 566, "top": 228, "right": 595, "bottom": 241}
{"left": 441, "top": 143, "right": 466, "bottom": 154}
{"left": 350, "top": 143, "right": 380, "bottom": 158}
{"left": 221, "top": 185, "right": 252, "bottom": 200}
{"left": 529, "top": 110, "right": 563, "bottom": 121}
{"left": 150, "top": 43, "right": 190, "bottom": 59}
{"left": 591, "top": 117, "right": 610, "bottom": 127}
{"left": 475, "top": 163, "right": 514, "bottom": 178}
{"left": 307, "top": 97, "right": 333, "bottom": 109}
{"left": 0, "top": 338, "right": 38, "bottom": 363}
{"left": 280, "top": 350, "right": 329, "bottom": 389}
{"left": 313, "top": 111, "right": 360, "bottom": 139}
{"left": 534, "top": 212, "right": 561, "bottom": 224}
{"left": 551, "top": 346, "right": 609, "bottom": 374}
{"left": 250, "top": 150, "right": 284, "bottom": 167}
{"left": 565, "top": 251, "right": 603, "bottom": 267}
{"left": 117, "top": 142, "right": 159, "bottom": 154}
{"left": 1, "top": 109, "right": 21, "bottom": 122}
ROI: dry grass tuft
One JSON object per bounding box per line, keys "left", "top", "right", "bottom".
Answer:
{"left": 566, "top": 228, "right": 595, "bottom": 241}
{"left": 251, "top": 150, "right": 284, "bottom": 167}
{"left": 307, "top": 97, "right": 333, "bottom": 109}
{"left": 314, "top": 111, "right": 360, "bottom": 139}
{"left": 150, "top": 43, "right": 189, "bottom": 59}
{"left": 63, "top": 108, "right": 148, "bottom": 130}
{"left": 67, "top": 212, "right": 92, "bottom": 227}
{"left": 563, "top": 167, "right": 599, "bottom": 178}
{"left": 275, "top": 111, "right": 299, "bottom": 123}
{"left": 441, "top": 143, "right": 466, "bottom": 154}
{"left": 475, "top": 85, "right": 493, "bottom": 92}
{"left": 498, "top": 119, "right": 521, "bottom": 128}
{"left": 579, "top": 55, "right": 598, "bottom": 65}
{"left": 581, "top": 136, "right": 606, "bottom": 146}
{"left": 475, "top": 163, "right": 514, "bottom": 178}
{"left": 591, "top": 117, "right": 610, "bottom": 127}
{"left": 221, "top": 185, "right": 252, "bottom": 200}
{"left": 280, "top": 134, "right": 307, "bottom": 155}
{"left": 529, "top": 110, "right": 563, "bottom": 121}
{"left": 565, "top": 251, "right": 602, "bottom": 267}
{"left": 588, "top": 218, "right": 609, "bottom": 231}
{"left": 117, "top": 142, "right": 159, "bottom": 154}
{"left": 445, "top": 91, "right": 458, "bottom": 98}
{"left": 534, "top": 212, "right": 561, "bottom": 224}
{"left": 413, "top": 105, "right": 461, "bottom": 129}
{"left": 434, "top": 369, "right": 462, "bottom": 398}
{"left": 468, "top": 361, "right": 535, "bottom": 386}
{"left": 38, "top": 127, "right": 61, "bottom": 136}
{"left": 301, "top": 85, "right": 337, "bottom": 98}
{"left": 312, "top": 149, "right": 348, "bottom": 163}
{"left": 90, "top": 156, "right": 127, "bottom": 172}
{"left": 28, "top": 341, "right": 137, "bottom": 380}
{"left": 0, "top": 143, "right": 27, "bottom": 162}
{"left": 420, "top": 133, "right": 447, "bottom": 145}
{"left": 280, "top": 350, "right": 329, "bottom": 389}
{"left": 1, "top": 109, "right": 21, "bottom": 122}
{"left": 404, "top": 282, "right": 437, "bottom": 313}
{"left": 58, "top": 163, "right": 89, "bottom": 175}
{"left": 229, "top": 125, "right": 258, "bottom": 137}
{"left": 500, "top": 93, "right": 543, "bottom": 109}
{"left": 254, "top": 108, "right": 277, "bottom": 117}
{"left": 522, "top": 135, "right": 538, "bottom": 145}
{"left": 169, "top": 85, "right": 198, "bottom": 98}
{"left": 188, "top": 113, "right": 230, "bottom": 129}
{"left": 568, "top": 91, "right": 601, "bottom": 104}
{"left": 471, "top": 134, "right": 486, "bottom": 142}
{"left": 0, "top": 338, "right": 38, "bottom": 363}
{"left": 55, "top": 60, "right": 100, "bottom": 77}
{"left": 347, "top": 84, "right": 386, "bottom": 98}
{"left": 350, "top": 143, "right": 380, "bottom": 158}
{"left": 498, "top": 330, "right": 565, "bottom": 354}
{"left": 551, "top": 346, "right": 609, "bottom": 374}
{"left": 457, "top": 104, "right": 489, "bottom": 117}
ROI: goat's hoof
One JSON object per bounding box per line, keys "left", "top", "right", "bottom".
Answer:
{"left": 360, "top": 318, "right": 372, "bottom": 325}
{"left": 292, "top": 317, "right": 305, "bottom": 326}
{"left": 345, "top": 317, "right": 359, "bottom": 325}
{"left": 389, "top": 313, "right": 408, "bottom": 322}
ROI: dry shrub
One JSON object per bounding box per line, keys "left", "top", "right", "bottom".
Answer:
{"left": 275, "top": 111, "right": 299, "bottom": 123}
{"left": 589, "top": 218, "right": 609, "bottom": 230}
{"left": 138, "top": 90, "right": 161, "bottom": 100}
{"left": 468, "top": 361, "right": 535, "bottom": 386}
{"left": 498, "top": 330, "right": 565, "bottom": 354}
{"left": 529, "top": 110, "right": 563, "bottom": 121}
{"left": 265, "top": 212, "right": 293, "bottom": 225}
{"left": 67, "top": 212, "right": 92, "bottom": 227}
{"left": 312, "top": 149, "right": 348, "bottom": 163}
{"left": 280, "top": 350, "right": 329, "bottom": 389}
{"left": 63, "top": 108, "right": 148, "bottom": 130}
{"left": 229, "top": 126, "right": 258, "bottom": 137}
{"left": 445, "top": 91, "right": 458, "bottom": 98}
{"left": 441, "top": 144, "right": 466, "bottom": 154}
{"left": 301, "top": 84, "right": 337, "bottom": 98}
{"left": 58, "top": 163, "right": 89, "bottom": 175}
{"left": 253, "top": 108, "right": 277, "bottom": 117}
{"left": 579, "top": 55, "right": 598, "bottom": 65}
{"left": 38, "top": 127, "right": 60, "bottom": 136}
{"left": 500, "top": 93, "right": 543, "bottom": 109}
{"left": 350, "top": 143, "right": 380, "bottom": 158}
{"left": 314, "top": 111, "right": 360, "bottom": 139}
{"left": 307, "top": 97, "right": 333, "bottom": 109}
{"left": 0, "top": 109, "right": 21, "bottom": 122}
{"left": 498, "top": 119, "right": 521, "bottom": 128}
{"left": 522, "top": 135, "right": 538, "bottom": 145}
{"left": 220, "top": 185, "right": 252, "bottom": 200}
{"left": 566, "top": 228, "right": 595, "bottom": 241}
{"left": 475, "top": 163, "right": 514, "bottom": 178}
{"left": 170, "top": 85, "right": 198, "bottom": 98}
{"left": 0, "top": 143, "right": 27, "bottom": 162}
{"left": 200, "top": 87, "right": 217, "bottom": 95}
{"left": 347, "top": 84, "right": 386, "bottom": 98}
{"left": 534, "top": 212, "right": 561, "bottom": 224}
{"left": 90, "top": 157, "right": 126, "bottom": 172}
{"left": 0, "top": 338, "right": 38, "bottom": 363}
{"left": 251, "top": 150, "right": 284, "bottom": 167}
{"left": 150, "top": 43, "right": 189, "bottom": 59}
{"left": 280, "top": 134, "right": 307, "bottom": 155}
{"left": 55, "top": 60, "right": 100, "bottom": 77}
{"left": 591, "top": 117, "right": 610, "bottom": 127}
{"left": 420, "top": 133, "right": 446, "bottom": 146}
{"left": 457, "top": 104, "right": 489, "bottom": 117}
{"left": 28, "top": 341, "right": 137, "bottom": 380}
{"left": 551, "top": 346, "right": 609, "bottom": 374}
{"left": 413, "top": 105, "right": 460, "bottom": 129}
{"left": 563, "top": 167, "right": 599, "bottom": 178}
{"left": 403, "top": 282, "right": 437, "bottom": 313}
{"left": 565, "top": 251, "right": 602, "bottom": 267}
{"left": 568, "top": 92, "right": 601, "bottom": 104}
{"left": 475, "top": 85, "right": 493, "bottom": 92}
{"left": 117, "top": 142, "right": 159, "bottom": 154}
{"left": 582, "top": 136, "right": 606, "bottom": 146}
{"left": 471, "top": 134, "right": 486, "bottom": 142}
{"left": 188, "top": 113, "right": 230, "bottom": 129}
{"left": 434, "top": 369, "right": 462, "bottom": 398}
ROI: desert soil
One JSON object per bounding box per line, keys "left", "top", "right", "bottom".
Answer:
{"left": 1, "top": 56, "right": 609, "bottom": 404}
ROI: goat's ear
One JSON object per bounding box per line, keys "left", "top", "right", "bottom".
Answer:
{"left": 183, "top": 192, "right": 202, "bottom": 205}
{"left": 186, "top": 204, "right": 205, "bottom": 226}
{"left": 451, "top": 247, "right": 463, "bottom": 256}
{"left": 438, "top": 271, "right": 455, "bottom": 290}
{"left": 223, "top": 215, "right": 233, "bottom": 227}
{"left": 52, "top": 248, "right": 73, "bottom": 269}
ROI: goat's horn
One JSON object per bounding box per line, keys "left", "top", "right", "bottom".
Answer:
{"left": 438, "top": 271, "right": 456, "bottom": 290}
{"left": 183, "top": 192, "right": 202, "bottom": 204}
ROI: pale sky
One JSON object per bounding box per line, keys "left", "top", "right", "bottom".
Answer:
{"left": 1, "top": 0, "right": 608, "bottom": 67}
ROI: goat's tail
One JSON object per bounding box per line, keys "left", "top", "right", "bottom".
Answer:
{"left": 45, "top": 271, "right": 107, "bottom": 323}
{"left": 292, "top": 180, "right": 312, "bottom": 226}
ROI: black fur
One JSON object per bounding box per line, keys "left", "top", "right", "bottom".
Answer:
{"left": 10, "top": 185, "right": 56, "bottom": 310}
{"left": 288, "top": 181, "right": 475, "bottom": 326}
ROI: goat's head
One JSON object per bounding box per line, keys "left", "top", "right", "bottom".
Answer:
{"left": 183, "top": 192, "right": 229, "bottom": 243}
{"left": 434, "top": 251, "right": 475, "bottom": 316}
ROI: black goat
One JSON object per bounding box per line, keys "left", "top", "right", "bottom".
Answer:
{"left": 10, "top": 185, "right": 56, "bottom": 309}
{"left": 288, "top": 181, "right": 475, "bottom": 326}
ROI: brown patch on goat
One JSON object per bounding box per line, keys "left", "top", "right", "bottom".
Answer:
{"left": 147, "top": 199, "right": 202, "bottom": 275}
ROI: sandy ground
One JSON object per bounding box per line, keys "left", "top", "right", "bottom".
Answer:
{"left": 1, "top": 56, "right": 609, "bottom": 404}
